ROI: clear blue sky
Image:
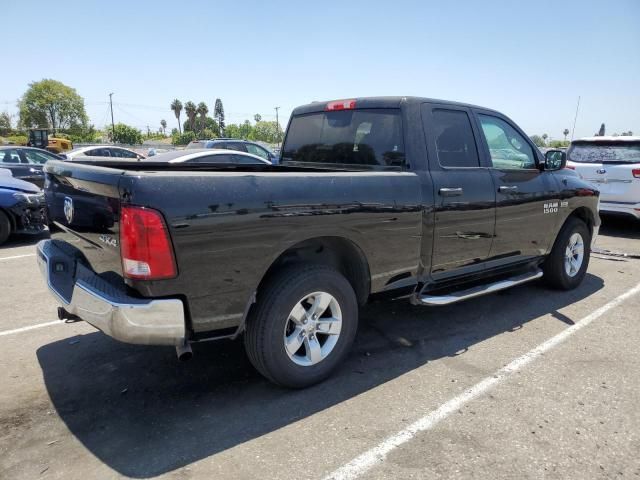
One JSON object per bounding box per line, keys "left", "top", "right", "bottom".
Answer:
{"left": 3, "top": 0, "right": 639, "bottom": 140}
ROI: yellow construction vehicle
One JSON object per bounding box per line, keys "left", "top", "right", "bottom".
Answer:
{"left": 28, "top": 129, "right": 73, "bottom": 153}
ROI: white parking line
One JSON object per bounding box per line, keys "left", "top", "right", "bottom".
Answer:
{"left": 0, "top": 253, "right": 36, "bottom": 262}
{"left": 0, "top": 321, "right": 62, "bottom": 337}
{"left": 324, "top": 282, "right": 640, "bottom": 480}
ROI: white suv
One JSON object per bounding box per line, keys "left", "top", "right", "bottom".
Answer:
{"left": 567, "top": 136, "right": 640, "bottom": 219}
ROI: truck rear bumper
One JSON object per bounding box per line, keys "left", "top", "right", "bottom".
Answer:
{"left": 37, "top": 240, "right": 186, "bottom": 346}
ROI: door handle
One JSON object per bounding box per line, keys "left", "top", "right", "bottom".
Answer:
{"left": 498, "top": 185, "right": 518, "bottom": 193}
{"left": 439, "top": 187, "right": 463, "bottom": 197}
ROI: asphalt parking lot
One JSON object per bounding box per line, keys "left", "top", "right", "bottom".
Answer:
{"left": 1, "top": 216, "right": 639, "bottom": 480}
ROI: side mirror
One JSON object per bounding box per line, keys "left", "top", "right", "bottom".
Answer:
{"left": 544, "top": 149, "right": 566, "bottom": 171}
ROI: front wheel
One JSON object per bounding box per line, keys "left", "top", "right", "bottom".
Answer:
{"left": 244, "top": 265, "right": 358, "bottom": 388}
{"left": 543, "top": 216, "right": 591, "bottom": 290}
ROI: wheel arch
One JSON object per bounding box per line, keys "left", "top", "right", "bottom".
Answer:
{"left": 566, "top": 206, "right": 596, "bottom": 235}
{"left": 257, "top": 236, "right": 371, "bottom": 307}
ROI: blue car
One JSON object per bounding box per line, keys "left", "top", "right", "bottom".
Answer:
{"left": 0, "top": 171, "right": 47, "bottom": 245}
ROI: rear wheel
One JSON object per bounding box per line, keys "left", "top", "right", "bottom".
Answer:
{"left": 0, "top": 210, "right": 11, "bottom": 246}
{"left": 244, "top": 265, "right": 358, "bottom": 388}
{"left": 543, "top": 217, "right": 591, "bottom": 290}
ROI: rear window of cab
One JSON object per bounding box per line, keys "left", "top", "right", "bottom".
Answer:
{"left": 282, "top": 109, "right": 405, "bottom": 168}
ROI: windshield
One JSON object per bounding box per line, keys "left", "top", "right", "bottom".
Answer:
{"left": 568, "top": 142, "right": 640, "bottom": 163}
{"left": 282, "top": 109, "right": 405, "bottom": 168}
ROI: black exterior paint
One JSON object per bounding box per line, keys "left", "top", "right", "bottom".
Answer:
{"left": 43, "top": 96, "right": 600, "bottom": 337}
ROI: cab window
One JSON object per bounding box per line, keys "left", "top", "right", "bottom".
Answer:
{"left": 428, "top": 109, "right": 480, "bottom": 168}
{"left": 478, "top": 115, "right": 536, "bottom": 169}
{"left": 282, "top": 109, "right": 405, "bottom": 168}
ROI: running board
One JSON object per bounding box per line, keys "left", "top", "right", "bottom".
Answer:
{"left": 412, "top": 269, "right": 543, "bottom": 306}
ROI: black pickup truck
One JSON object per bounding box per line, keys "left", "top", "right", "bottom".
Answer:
{"left": 38, "top": 97, "right": 600, "bottom": 387}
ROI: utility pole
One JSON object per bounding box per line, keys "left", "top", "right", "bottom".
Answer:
{"left": 109, "top": 93, "right": 115, "bottom": 140}
{"left": 571, "top": 96, "right": 580, "bottom": 141}
{"left": 274, "top": 106, "right": 280, "bottom": 143}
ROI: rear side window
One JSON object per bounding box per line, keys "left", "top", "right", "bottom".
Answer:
{"left": 112, "top": 148, "right": 138, "bottom": 159}
{"left": 245, "top": 143, "right": 269, "bottom": 160}
{"left": 428, "top": 109, "right": 480, "bottom": 168}
{"left": 568, "top": 142, "right": 640, "bottom": 163}
{"left": 0, "top": 149, "right": 21, "bottom": 163}
{"left": 282, "top": 109, "right": 405, "bottom": 168}
{"left": 188, "top": 154, "right": 235, "bottom": 163}
{"left": 23, "top": 150, "right": 50, "bottom": 164}
{"left": 86, "top": 148, "right": 110, "bottom": 157}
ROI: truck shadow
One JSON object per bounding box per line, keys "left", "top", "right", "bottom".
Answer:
{"left": 0, "top": 231, "right": 49, "bottom": 249}
{"left": 599, "top": 214, "right": 640, "bottom": 240}
{"left": 36, "top": 274, "right": 603, "bottom": 478}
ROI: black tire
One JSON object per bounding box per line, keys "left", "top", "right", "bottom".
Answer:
{"left": 244, "top": 264, "right": 358, "bottom": 388}
{"left": 0, "top": 210, "right": 11, "bottom": 246}
{"left": 543, "top": 216, "right": 591, "bottom": 290}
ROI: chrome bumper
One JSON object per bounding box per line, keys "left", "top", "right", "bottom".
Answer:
{"left": 37, "top": 240, "right": 186, "bottom": 346}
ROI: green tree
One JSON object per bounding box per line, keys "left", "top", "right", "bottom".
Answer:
{"left": 549, "top": 140, "right": 569, "bottom": 148}
{"left": 170, "top": 99, "right": 183, "bottom": 134}
{"left": 0, "top": 112, "right": 11, "bottom": 136}
{"left": 224, "top": 123, "right": 242, "bottom": 139}
{"left": 254, "top": 113, "right": 262, "bottom": 123}
{"left": 563, "top": 128, "right": 569, "bottom": 141}
{"left": 530, "top": 135, "right": 545, "bottom": 148}
{"left": 18, "top": 79, "right": 88, "bottom": 134}
{"left": 160, "top": 119, "right": 167, "bottom": 135}
{"left": 171, "top": 130, "right": 196, "bottom": 146}
{"left": 111, "top": 123, "right": 143, "bottom": 144}
{"left": 184, "top": 101, "right": 197, "bottom": 132}
{"left": 250, "top": 120, "right": 281, "bottom": 143}
{"left": 214, "top": 98, "right": 225, "bottom": 135}
{"left": 598, "top": 123, "right": 605, "bottom": 136}
{"left": 196, "top": 102, "right": 209, "bottom": 133}
{"left": 66, "top": 123, "right": 99, "bottom": 143}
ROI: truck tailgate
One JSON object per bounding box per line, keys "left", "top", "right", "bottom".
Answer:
{"left": 44, "top": 160, "right": 124, "bottom": 276}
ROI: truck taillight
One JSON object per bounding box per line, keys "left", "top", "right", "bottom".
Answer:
{"left": 325, "top": 99, "right": 356, "bottom": 111}
{"left": 632, "top": 169, "right": 640, "bottom": 179}
{"left": 120, "top": 205, "right": 177, "bottom": 280}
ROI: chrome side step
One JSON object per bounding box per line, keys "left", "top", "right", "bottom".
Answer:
{"left": 412, "top": 269, "right": 543, "bottom": 306}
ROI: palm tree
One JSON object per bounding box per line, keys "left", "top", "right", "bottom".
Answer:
{"left": 542, "top": 133, "right": 548, "bottom": 145}
{"left": 196, "top": 102, "right": 209, "bottom": 133}
{"left": 170, "top": 100, "right": 183, "bottom": 134}
{"left": 184, "top": 101, "right": 197, "bottom": 132}
{"left": 254, "top": 113, "right": 262, "bottom": 123}
{"left": 563, "top": 128, "right": 569, "bottom": 141}
{"left": 160, "top": 119, "right": 167, "bottom": 136}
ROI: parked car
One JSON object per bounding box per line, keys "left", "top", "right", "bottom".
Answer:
{"left": 0, "top": 169, "right": 47, "bottom": 245}
{"left": 186, "top": 138, "right": 278, "bottom": 163}
{"left": 0, "top": 146, "right": 62, "bottom": 188}
{"left": 145, "top": 148, "right": 271, "bottom": 165}
{"left": 61, "top": 146, "right": 146, "bottom": 161}
{"left": 38, "top": 96, "right": 599, "bottom": 388}
{"left": 567, "top": 136, "right": 640, "bottom": 219}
